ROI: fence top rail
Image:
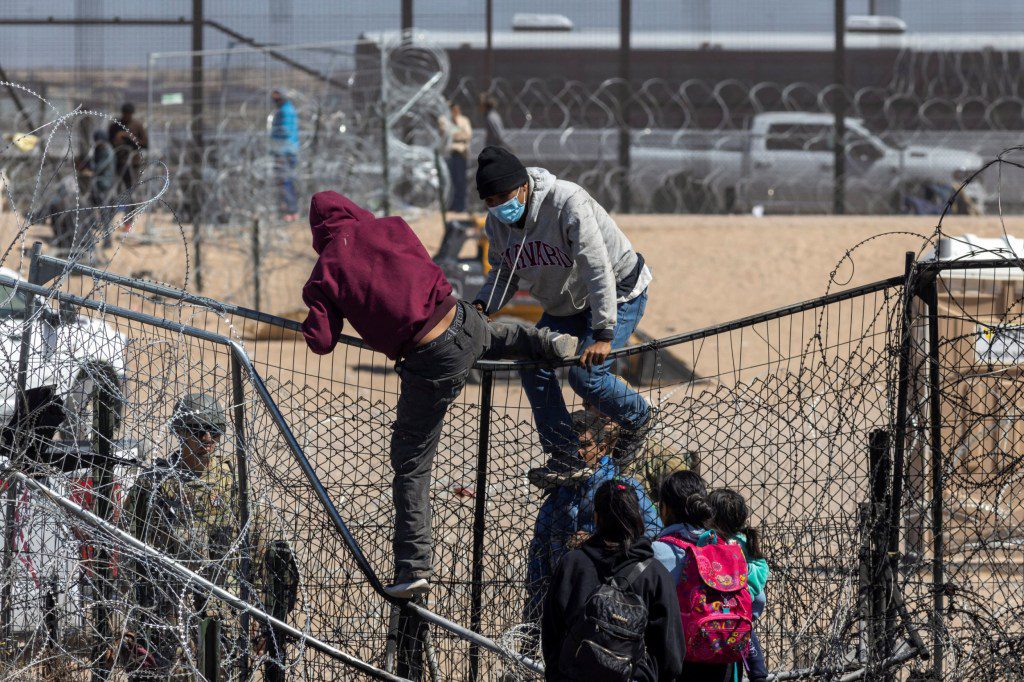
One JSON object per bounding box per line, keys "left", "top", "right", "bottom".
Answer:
{"left": 149, "top": 37, "right": 377, "bottom": 61}
{"left": 37, "top": 250, "right": 907, "bottom": 372}
{"left": 0, "top": 271, "right": 545, "bottom": 674}
{"left": 919, "top": 257, "right": 1024, "bottom": 272}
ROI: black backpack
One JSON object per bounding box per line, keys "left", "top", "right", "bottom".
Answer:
{"left": 558, "top": 557, "right": 653, "bottom": 681}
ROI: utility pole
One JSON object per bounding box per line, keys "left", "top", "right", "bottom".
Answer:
{"left": 618, "top": 0, "right": 632, "bottom": 213}
{"left": 401, "top": 0, "right": 413, "bottom": 32}
{"left": 485, "top": 0, "right": 494, "bottom": 86}
{"left": 833, "top": 0, "right": 846, "bottom": 215}
{"left": 191, "top": 0, "right": 205, "bottom": 289}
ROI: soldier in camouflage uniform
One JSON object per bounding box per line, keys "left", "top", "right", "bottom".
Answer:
{"left": 123, "top": 393, "right": 242, "bottom": 680}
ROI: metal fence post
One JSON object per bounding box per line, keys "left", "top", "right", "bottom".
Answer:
{"left": 89, "top": 375, "right": 116, "bottom": 682}
{"left": 468, "top": 369, "right": 494, "bottom": 682}
{"left": 833, "top": 0, "right": 846, "bottom": 215}
{"left": 231, "top": 357, "right": 252, "bottom": 680}
{"left": 889, "top": 252, "right": 917, "bottom": 566}
{"left": 618, "top": 0, "right": 632, "bottom": 214}
{"left": 191, "top": 0, "right": 205, "bottom": 291}
{"left": 924, "top": 278, "right": 945, "bottom": 678}
{"left": 867, "top": 429, "right": 891, "bottom": 666}
{"left": 380, "top": 48, "right": 391, "bottom": 216}
{"left": 3, "top": 242, "right": 43, "bottom": 639}
{"left": 251, "top": 217, "right": 262, "bottom": 311}
{"left": 879, "top": 251, "right": 918, "bottom": 680}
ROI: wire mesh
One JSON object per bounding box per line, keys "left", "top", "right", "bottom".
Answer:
{"left": 5, "top": 60, "right": 1024, "bottom": 682}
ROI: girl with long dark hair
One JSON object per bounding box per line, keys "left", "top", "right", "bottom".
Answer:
{"left": 542, "top": 479, "right": 684, "bottom": 681}
{"left": 707, "top": 488, "right": 770, "bottom": 682}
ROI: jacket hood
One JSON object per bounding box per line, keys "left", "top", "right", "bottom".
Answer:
{"left": 522, "top": 167, "right": 556, "bottom": 230}
{"left": 581, "top": 536, "right": 655, "bottom": 574}
{"left": 308, "top": 191, "right": 376, "bottom": 254}
{"left": 659, "top": 522, "right": 703, "bottom": 544}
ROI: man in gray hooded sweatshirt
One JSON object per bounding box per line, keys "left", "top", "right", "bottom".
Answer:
{"left": 472, "top": 146, "right": 655, "bottom": 488}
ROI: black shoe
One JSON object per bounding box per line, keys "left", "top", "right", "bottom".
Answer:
{"left": 528, "top": 452, "right": 593, "bottom": 490}
{"left": 613, "top": 408, "right": 659, "bottom": 466}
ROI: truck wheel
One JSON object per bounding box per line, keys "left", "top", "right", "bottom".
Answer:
{"left": 723, "top": 187, "right": 737, "bottom": 214}
{"left": 653, "top": 174, "right": 712, "bottom": 214}
{"left": 60, "top": 367, "right": 123, "bottom": 446}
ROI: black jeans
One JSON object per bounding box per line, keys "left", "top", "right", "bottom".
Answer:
{"left": 391, "top": 301, "right": 553, "bottom": 580}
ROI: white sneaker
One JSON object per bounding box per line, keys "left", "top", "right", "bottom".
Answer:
{"left": 548, "top": 333, "right": 580, "bottom": 361}
{"left": 384, "top": 578, "right": 431, "bottom": 599}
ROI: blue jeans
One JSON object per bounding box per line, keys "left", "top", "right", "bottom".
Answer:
{"left": 274, "top": 152, "right": 298, "bottom": 214}
{"left": 520, "top": 290, "right": 650, "bottom": 456}
{"left": 446, "top": 152, "right": 468, "bottom": 212}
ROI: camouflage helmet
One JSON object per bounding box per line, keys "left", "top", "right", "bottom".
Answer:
{"left": 171, "top": 393, "right": 227, "bottom": 434}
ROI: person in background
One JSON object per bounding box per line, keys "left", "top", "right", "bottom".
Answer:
{"left": 300, "top": 190, "right": 578, "bottom": 599}
{"left": 440, "top": 102, "right": 473, "bottom": 213}
{"left": 108, "top": 102, "right": 148, "bottom": 227}
{"left": 542, "top": 479, "right": 684, "bottom": 682}
{"left": 524, "top": 410, "right": 661, "bottom": 627}
{"left": 270, "top": 89, "right": 300, "bottom": 222}
{"left": 472, "top": 146, "right": 656, "bottom": 489}
{"left": 82, "top": 129, "right": 117, "bottom": 247}
{"left": 80, "top": 129, "right": 115, "bottom": 206}
{"left": 478, "top": 93, "right": 509, "bottom": 151}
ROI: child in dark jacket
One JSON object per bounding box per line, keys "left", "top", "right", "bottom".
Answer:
{"left": 708, "top": 489, "right": 770, "bottom": 682}
{"left": 300, "top": 191, "right": 578, "bottom": 598}
{"left": 542, "top": 479, "right": 684, "bottom": 682}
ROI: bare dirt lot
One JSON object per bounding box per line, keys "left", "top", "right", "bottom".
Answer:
{"left": 8, "top": 209, "right": 1024, "bottom": 342}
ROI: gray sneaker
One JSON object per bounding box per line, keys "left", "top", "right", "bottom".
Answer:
{"left": 545, "top": 333, "right": 579, "bottom": 361}
{"left": 384, "top": 577, "right": 431, "bottom": 600}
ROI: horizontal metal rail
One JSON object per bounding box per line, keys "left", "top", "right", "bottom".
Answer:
{"left": 9, "top": 470, "right": 410, "bottom": 682}
{"left": 2, "top": 273, "right": 544, "bottom": 675}
{"left": 0, "top": 18, "right": 354, "bottom": 90}
{"left": 38, "top": 251, "right": 906, "bottom": 371}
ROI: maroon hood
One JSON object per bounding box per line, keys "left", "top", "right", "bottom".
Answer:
{"left": 300, "top": 190, "right": 455, "bottom": 359}
{"left": 308, "top": 191, "right": 377, "bottom": 254}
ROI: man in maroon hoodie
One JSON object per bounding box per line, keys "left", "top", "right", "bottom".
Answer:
{"left": 301, "top": 191, "right": 577, "bottom": 598}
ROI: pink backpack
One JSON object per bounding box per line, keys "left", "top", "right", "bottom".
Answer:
{"left": 659, "top": 531, "right": 753, "bottom": 665}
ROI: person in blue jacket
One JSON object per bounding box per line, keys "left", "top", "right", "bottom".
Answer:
{"left": 270, "top": 89, "right": 300, "bottom": 221}
{"left": 524, "top": 410, "right": 661, "bottom": 627}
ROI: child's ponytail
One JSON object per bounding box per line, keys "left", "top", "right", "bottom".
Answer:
{"left": 659, "top": 471, "right": 711, "bottom": 526}
{"left": 743, "top": 525, "right": 764, "bottom": 561}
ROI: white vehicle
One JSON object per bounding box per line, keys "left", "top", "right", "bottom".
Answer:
{"left": 0, "top": 266, "right": 130, "bottom": 637}
{"left": 0, "top": 266, "right": 127, "bottom": 450}
{"left": 632, "top": 112, "right": 987, "bottom": 213}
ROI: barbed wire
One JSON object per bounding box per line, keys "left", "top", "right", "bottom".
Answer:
{"left": 2, "top": 63, "right": 1024, "bottom": 680}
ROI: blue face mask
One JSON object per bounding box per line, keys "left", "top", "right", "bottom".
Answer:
{"left": 489, "top": 190, "right": 526, "bottom": 225}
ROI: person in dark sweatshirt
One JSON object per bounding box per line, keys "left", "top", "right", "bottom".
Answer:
{"left": 472, "top": 146, "right": 655, "bottom": 490}
{"left": 301, "top": 191, "right": 578, "bottom": 598}
{"left": 542, "top": 479, "right": 684, "bottom": 682}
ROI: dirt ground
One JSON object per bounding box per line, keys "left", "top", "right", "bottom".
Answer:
{"left": 6, "top": 209, "right": 1024, "bottom": 341}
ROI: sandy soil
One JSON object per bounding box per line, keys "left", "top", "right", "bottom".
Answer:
{"left": 7, "top": 209, "right": 1024, "bottom": 343}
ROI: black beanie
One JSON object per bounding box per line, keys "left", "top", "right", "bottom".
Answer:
{"left": 476, "top": 146, "right": 528, "bottom": 199}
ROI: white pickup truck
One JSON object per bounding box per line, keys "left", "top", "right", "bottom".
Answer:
{"left": 633, "top": 112, "right": 987, "bottom": 213}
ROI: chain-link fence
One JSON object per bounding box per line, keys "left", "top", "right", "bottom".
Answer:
{"left": 2, "top": 2, "right": 1024, "bottom": 220}
{"left": 5, "top": 199, "right": 1024, "bottom": 680}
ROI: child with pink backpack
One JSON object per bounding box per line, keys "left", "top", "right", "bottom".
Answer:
{"left": 652, "top": 472, "right": 755, "bottom": 682}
